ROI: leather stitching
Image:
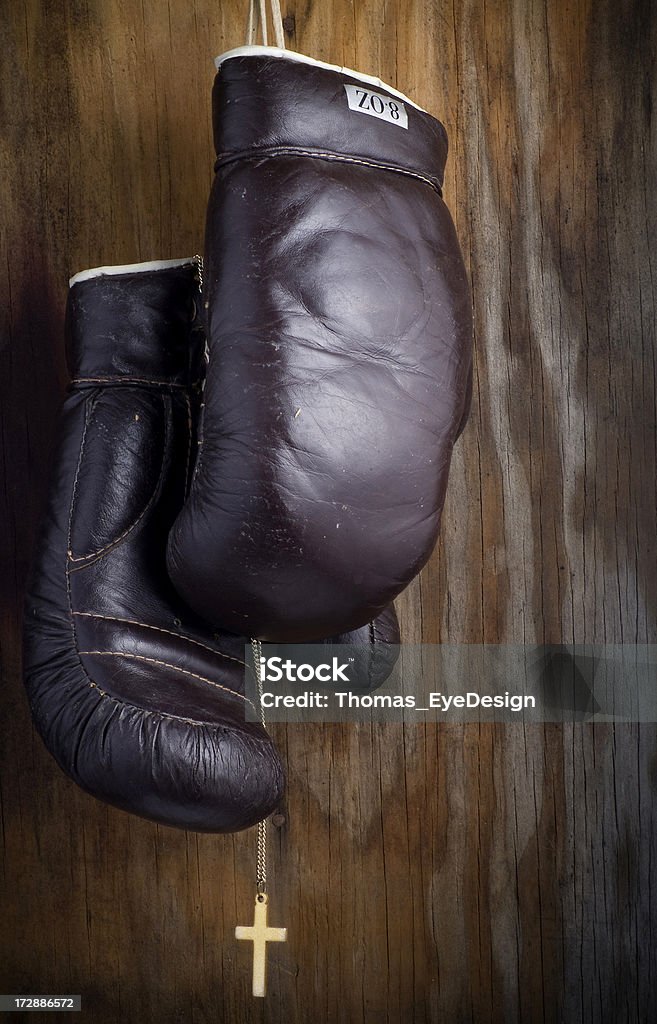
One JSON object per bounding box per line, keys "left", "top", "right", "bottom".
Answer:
{"left": 68, "top": 394, "right": 169, "bottom": 564}
{"left": 64, "top": 395, "right": 253, "bottom": 728}
{"left": 183, "top": 391, "right": 193, "bottom": 495}
{"left": 191, "top": 401, "right": 206, "bottom": 485}
{"left": 215, "top": 145, "right": 443, "bottom": 196}
{"left": 71, "top": 377, "right": 190, "bottom": 387}
{"left": 73, "top": 610, "right": 247, "bottom": 667}
{"left": 83, "top": 678, "right": 245, "bottom": 730}
{"left": 77, "top": 651, "right": 256, "bottom": 709}
{"left": 65, "top": 398, "right": 93, "bottom": 679}
{"left": 66, "top": 399, "right": 94, "bottom": 561}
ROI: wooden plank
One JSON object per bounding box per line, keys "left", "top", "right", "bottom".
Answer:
{"left": 1, "top": 1, "right": 655, "bottom": 1021}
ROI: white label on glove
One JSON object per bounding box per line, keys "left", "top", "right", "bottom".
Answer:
{"left": 343, "top": 84, "right": 408, "bottom": 129}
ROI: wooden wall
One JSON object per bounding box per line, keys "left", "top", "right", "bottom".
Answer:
{"left": 1, "top": 1, "right": 656, "bottom": 1020}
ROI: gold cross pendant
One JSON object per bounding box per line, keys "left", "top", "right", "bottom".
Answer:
{"left": 235, "top": 893, "right": 287, "bottom": 997}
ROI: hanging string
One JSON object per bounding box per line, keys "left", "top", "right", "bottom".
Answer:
{"left": 246, "top": 0, "right": 256, "bottom": 44}
{"left": 270, "top": 0, "right": 285, "bottom": 48}
{"left": 246, "top": 0, "right": 286, "bottom": 49}
{"left": 258, "top": 0, "right": 268, "bottom": 45}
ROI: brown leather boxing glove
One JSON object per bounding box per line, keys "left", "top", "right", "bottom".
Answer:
{"left": 23, "top": 257, "right": 400, "bottom": 832}
{"left": 168, "top": 48, "right": 473, "bottom": 642}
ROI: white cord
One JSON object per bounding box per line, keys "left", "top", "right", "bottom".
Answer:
{"left": 258, "top": 0, "right": 268, "bottom": 45}
{"left": 270, "top": 0, "right": 285, "bottom": 49}
{"left": 245, "top": 0, "right": 286, "bottom": 49}
{"left": 246, "top": 0, "right": 256, "bottom": 44}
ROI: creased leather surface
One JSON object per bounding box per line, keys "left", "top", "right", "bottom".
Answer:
{"left": 23, "top": 264, "right": 400, "bottom": 832}
{"left": 23, "top": 266, "right": 284, "bottom": 833}
{"left": 168, "top": 53, "right": 473, "bottom": 641}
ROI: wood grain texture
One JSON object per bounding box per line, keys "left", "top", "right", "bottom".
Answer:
{"left": 1, "top": 1, "right": 656, "bottom": 1021}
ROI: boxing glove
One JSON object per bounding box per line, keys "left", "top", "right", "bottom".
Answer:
{"left": 23, "top": 258, "right": 285, "bottom": 832}
{"left": 167, "top": 47, "right": 473, "bottom": 643}
{"left": 23, "top": 258, "right": 400, "bottom": 832}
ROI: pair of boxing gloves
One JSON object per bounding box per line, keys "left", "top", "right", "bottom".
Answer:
{"left": 23, "top": 47, "right": 473, "bottom": 834}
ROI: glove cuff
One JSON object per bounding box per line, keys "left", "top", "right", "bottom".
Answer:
{"left": 65, "top": 258, "right": 203, "bottom": 388}
{"left": 212, "top": 47, "right": 448, "bottom": 192}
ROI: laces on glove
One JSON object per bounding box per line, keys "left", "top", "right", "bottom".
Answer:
{"left": 246, "top": 0, "right": 286, "bottom": 49}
